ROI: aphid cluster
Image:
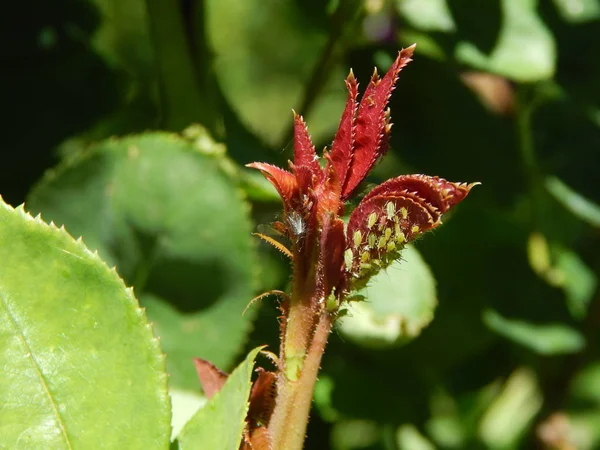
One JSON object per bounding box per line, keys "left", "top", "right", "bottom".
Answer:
{"left": 344, "top": 197, "right": 432, "bottom": 281}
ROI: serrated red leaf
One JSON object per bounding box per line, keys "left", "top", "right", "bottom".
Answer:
{"left": 193, "top": 358, "right": 228, "bottom": 400}
{"left": 342, "top": 45, "right": 415, "bottom": 200}
{"left": 328, "top": 71, "right": 358, "bottom": 199}
{"left": 292, "top": 112, "right": 321, "bottom": 179}
{"left": 246, "top": 162, "right": 299, "bottom": 210}
{"left": 363, "top": 175, "right": 478, "bottom": 214}
{"left": 248, "top": 368, "right": 277, "bottom": 425}
{"left": 319, "top": 215, "right": 346, "bottom": 297}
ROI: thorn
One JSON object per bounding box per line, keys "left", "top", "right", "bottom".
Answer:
{"left": 243, "top": 290, "right": 289, "bottom": 316}
{"left": 371, "top": 67, "right": 379, "bottom": 81}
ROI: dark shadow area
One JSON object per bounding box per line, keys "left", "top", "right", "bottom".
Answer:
{"left": 0, "top": 0, "right": 119, "bottom": 205}
{"left": 448, "top": 0, "right": 502, "bottom": 54}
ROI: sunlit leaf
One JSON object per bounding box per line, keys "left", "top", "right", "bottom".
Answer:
{"left": 205, "top": 0, "right": 346, "bottom": 146}
{"left": 396, "top": 0, "right": 456, "bottom": 32}
{"left": 0, "top": 199, "right": 170, "bottom": 449}
{"left": 337, "top": 245, "right": 437, "bottom": 348}
{"left": 478, "top": 368, "right": 542, "bottom": 449}
{"left": 483, "top": 309, "right": 585, "bottom": 355}
{"left": 455, "top": 0, "right": 556, "bottom": 81}
{"left": 397, "top": 424, "right": 436, "bottom": 450}
{"left": 552, "top": 0, "right": 600, "bottom": 23}
{"left": 177, "top": 347, "right": 263, "bottom": 450}
{"left": 27, "top": 131, "right": 256, "bottom": 391}
{"left": 546, "top": 176, "right": 600, "bottom": 228}
{"left": 527, "top": 233, "right": 597, "bottom": 320}
{"left": 555, "top": 248, "right": 597, "bottom": 319}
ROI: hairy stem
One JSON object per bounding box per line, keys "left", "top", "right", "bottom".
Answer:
{"left": 268, "top": 311, "right": 332, "bottom": 450}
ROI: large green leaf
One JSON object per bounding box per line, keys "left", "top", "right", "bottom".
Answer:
{"left": 0, "top": 199, "right": 170, "bottom": 449}
{"left": 546, "top": 176, "right": 600, "bottom": 228}
{"left": 396, "top": 0, "right": 456, "bottom": 32}
{"left": 205, "top": 0, "right": 346, "bottom": 146}
{"left": 483, "top": 309, "right": 585, "bottom": 355}
{"left": 552, "top": 0, "right": 600, "bottom": 23}
{"left": 337, "top": 245, "right": 437, "bottom": 348}
{"left": 177, "top": 347, "right": 263, "bottom": 450}
{"left": 455, "top": 0, "right": 556, "bottom": 81}
{"left": 27, "top": 130, "right": 257, "bottom": 391}
{"left": 478, "top": 368, "right": 542, "bottom": 449}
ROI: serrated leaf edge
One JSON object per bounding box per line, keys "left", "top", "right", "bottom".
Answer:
{"left": 0, "top": 196, "right": 173, "bottom": 441}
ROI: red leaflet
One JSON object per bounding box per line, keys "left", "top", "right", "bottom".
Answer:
{"left": 341, "top": 45, "right": 415, "bottom": 200}
{"left": 345, "top": 176, "right": 478, "bottom": 281}
{"left": 292, "top": 112, "right": 321, "bottom": 180}
{"left": 193, "top": 358, "right": 228, "bottom": 400}
{"left": 246, "top": 162, "right": 299, "bottom": 211}
{"left": 327, "top": 71, "right": 358, "bottom": 200}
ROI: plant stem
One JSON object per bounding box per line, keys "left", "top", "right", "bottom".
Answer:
{"left": 268, "top": 311, "right": 332, "bottom": 450}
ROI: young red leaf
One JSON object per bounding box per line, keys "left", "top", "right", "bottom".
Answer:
{"left": 363, "top": 174, "right": 478, "bottom": 215}
{"left": 319, "top": 215, "right": 346, "bottom": 297}
{"left": 248, "top": 368, "right": 277, "bottom": 426}
{"left": 345, "top": 174, "right": 477, "bottom": 280}
{"left": 342, "top": 45, "right": 415, "bottom": 200}
{"left": 328, "top": 71, "right": 358, "bottom": 198}
{"left": 193, "top": 358, "right": 228, "bottom": 400}
{"left": 246, "top": 162, "right": 299, "bottom": 209}
{"left": 292, "top": 112, "right": 321, "bottom": 179}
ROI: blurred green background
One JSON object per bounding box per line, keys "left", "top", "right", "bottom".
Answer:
{"left": 3, "top": 0, "right": 600, "bottom": 448}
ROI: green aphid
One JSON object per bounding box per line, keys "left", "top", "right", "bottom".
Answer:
{"left": 367, "top": 212, "right": 378, "bottom": 229}
{"left": 326, "top": 293, "right": 338, "bottom": 313}
{"left": 384, "top": 227, "right": 392, "bottom": 241}
{"left": 368, "top": 233, "right": 376, "bottom": 248}
{"left": 400, "top": 207, "right": 408, "bottom": 219}
{"left": 386, "top": 241, "right": 396, "bottom": 252}
{"left": 386, "top": 202, "right": 395, "bottom": 220}
{"left": 353, "top": 230, "right": 363, "bottom": 247}
{"left": 396, "top": 231, "right": 406, "bottom": 244}
{"left": 411, "top": 225, "right": 420, "bottom": 234}
{"left": 377, "top": 235, "right": 388, "bottom": 249}
{"left": 394, "top": 222, "right": 402, "bottom": 238}
{"left": 360, "top": 263, "right": 372, "bottom": 272}
{"left": 344, "top": 248, "right": 354, "bottom": 270}
{"left": 361, "top": 251, "right": 371, "bottom": 263}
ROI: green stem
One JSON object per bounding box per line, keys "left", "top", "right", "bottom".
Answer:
{"left": 268, "top": 312, "right": 332, "bottom": 450}
{"left": 515, "top": 85, "right": 544, "bottom": 227}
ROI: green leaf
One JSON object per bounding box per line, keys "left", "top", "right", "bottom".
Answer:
{"left": 0, "top": 199, "right": 170, "bottom": 449}
{"left": 396, "top": 0, "right": 456, "bottom": 32}
{"left": 170, "top": 389, "right": 206, "bottom": 440}
{"left": 91, "top": 0, "right": 154, "bottom": 76}
{"left": 552, "top": 0, "right": 600, "bottom": 23}
{"left": 177, "top": 347, "right": 263, "bottom": 450}
{"left": 337, "top": 245, "right": 437, "bottom": 348}
{"left": 546, "top": 176, "right": 600, "bottom": 228}
{"left": 27, "top": 131, "right": 257, "bottom": 391}
{"left": 330, "top": 420, "right": 381, "bottom": 450}
{"left": 397, "top": 424, "right": 436, "bottom": 450}
{"left": 144, "top": 0, "right": 218, "bottom": 131}
{"left": 555, "top": 247, "right": 597, "bottom": 319}
{"left": 455, "top": 0, "right": 556, "bottom": 81}
{"left": 570, "top": 363, "right": 600, "bottom": 405}
{"left": 483, "top": 309, "right": 585, "bottom": 355}
{"left": 205, "top": 0, "right": 346, "bottom": 146}
{"left": 478, "top": 368, "right": 542, "bottom": 449}
{"left": 527, "top": 233, "right": 597, "bottom": 320}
